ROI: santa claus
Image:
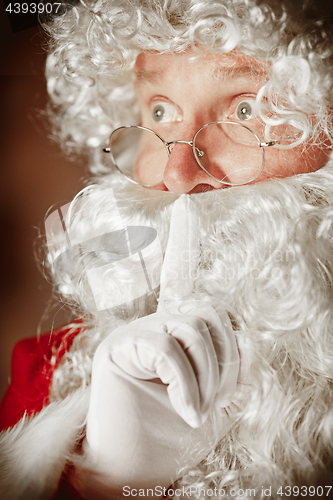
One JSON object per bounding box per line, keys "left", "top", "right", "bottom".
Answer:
{"left": 1, "top": 0, "right": 333, "bottom": 499}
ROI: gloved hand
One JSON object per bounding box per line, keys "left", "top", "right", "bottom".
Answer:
{"left": 70, "top": 301, "right": 239, "bottom": 499}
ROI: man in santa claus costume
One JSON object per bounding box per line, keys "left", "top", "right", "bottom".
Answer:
{"left": 1, "top": 0, "right": 333, "bottom": 498}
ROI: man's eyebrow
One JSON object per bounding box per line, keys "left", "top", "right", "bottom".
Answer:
{"left": 135, "top": 69, "right": 161, "bottom": 85}
{"left": 211, "top": 64, "right": 267, "bottom": 81}
{"left": 135, "top": 63, "right": 267, "bottom": 86}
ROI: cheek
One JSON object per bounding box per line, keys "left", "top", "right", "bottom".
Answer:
{"left": 255, "top": 145, "right": 331, "bottom": 182}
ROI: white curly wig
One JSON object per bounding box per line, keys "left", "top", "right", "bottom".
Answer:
{"left": 41, "top": 0, "right": 333, "bottom": 498}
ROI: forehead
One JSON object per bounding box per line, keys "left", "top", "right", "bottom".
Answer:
{"left": 134, "top": 49, "right": 269, "bottom": 86}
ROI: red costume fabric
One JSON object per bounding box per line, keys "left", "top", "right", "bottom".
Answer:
{"left": 0, "top": 323, "right": 82, "bottom": 432}
{"left": 0, "top": 323, "right": 84, "bottom": 499}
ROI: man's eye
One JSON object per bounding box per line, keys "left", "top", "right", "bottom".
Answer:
{"left": 151, "top": 102, "right": 180, "bottom": 123}
{"left": 235, "top": 100, "right": 255, "bottom": 121}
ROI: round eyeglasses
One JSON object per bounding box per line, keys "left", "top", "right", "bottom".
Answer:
{"left": 103, "top": 122, "right": 300, "bottom": 187}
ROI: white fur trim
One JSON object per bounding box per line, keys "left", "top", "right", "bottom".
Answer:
{"left": 0, "top": 389, "right": 89, "bottom": 500}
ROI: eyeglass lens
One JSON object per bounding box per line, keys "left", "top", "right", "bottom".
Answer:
{"left": 110, "top": 127, "right": 167, "bottom": 186}
{"left": 194, "top": 123, "right": 263, "bottom": 185}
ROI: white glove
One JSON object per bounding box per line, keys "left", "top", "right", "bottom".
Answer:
{"left": 70, "top": 302, "right": 239, "bottom": 499}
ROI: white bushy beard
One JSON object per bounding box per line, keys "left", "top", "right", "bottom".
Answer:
{"left": 51, "top": 160, "right": 333, "bottom": 488}
{"left": 77, "top": 160, "right": 333, "bottom": 334}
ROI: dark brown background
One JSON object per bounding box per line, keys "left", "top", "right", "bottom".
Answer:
{"left": 0, "top": 5, "right": 84, "bottom": 401}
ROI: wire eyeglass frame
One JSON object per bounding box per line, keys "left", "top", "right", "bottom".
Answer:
{"left": 103, "top": 121, "right": 299, "bottom": 187}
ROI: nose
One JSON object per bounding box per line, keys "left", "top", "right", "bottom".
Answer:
{"left": 163, "top": 142, "right": 224, "bottom": 194}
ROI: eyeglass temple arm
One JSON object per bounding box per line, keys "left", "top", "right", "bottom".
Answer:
{"left": 259, "top": 132, "right": 301, "bottom": 148}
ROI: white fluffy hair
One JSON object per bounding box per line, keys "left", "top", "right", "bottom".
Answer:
{"left": 40, "top": 0, "right": 333, "bottom": 497}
